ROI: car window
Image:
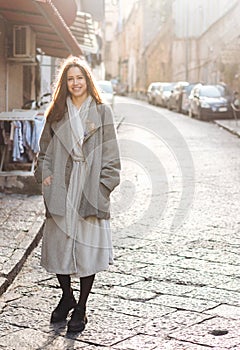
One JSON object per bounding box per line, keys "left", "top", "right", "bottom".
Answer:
{"left": 162, "top": 85, "right": 172, "bottom": 91}
{"left": 217, "top": 84, "right": 232, "bottom": 97}
{"left": 199, "top": 86, "right": 221, "bottom": 98}
{"left": 184, "top": 84, "right": 196, "bottom": 95}
{"left": 153, "top": 83, "right": 161, "bottom": 91}
{"left": 98, "top": 82, "right": 113, "bottom": 93}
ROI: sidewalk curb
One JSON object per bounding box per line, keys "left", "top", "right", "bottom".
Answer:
{"left": 0, "top": 219, "right": 44, "bottom": 296}
{"left": 214, "top": 120, "right": 240, "bottom": 138}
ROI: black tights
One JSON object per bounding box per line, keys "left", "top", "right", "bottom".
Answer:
{"left": 56, "top": 274, "right": 95, "bottom": 308}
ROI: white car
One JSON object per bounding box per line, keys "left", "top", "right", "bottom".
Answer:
{"left": 97, "top": 80, "right": 115, "bottom": 109}
{"left": 147, "top": 82, "right": 162, "bottom": 105}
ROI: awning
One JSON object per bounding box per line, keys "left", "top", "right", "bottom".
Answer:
{"left": 0, "top": 0, "right": 83, "bottom": 58}
{"left": 70, "top": 11, "right": 98, "bottom": 54}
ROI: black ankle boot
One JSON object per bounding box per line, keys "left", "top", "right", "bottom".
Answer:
{"left": 67, "top": 305, "right": 87, "bottom": 333}
{"left": 50, "top": 290, "right": 77, "bottom": 323}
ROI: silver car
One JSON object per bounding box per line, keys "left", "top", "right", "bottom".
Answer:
{"left": 97, "top": 80, "right": 115, "bottom": 110}
{"left": 155, "top": 82, "right": 176, "bottom": 107}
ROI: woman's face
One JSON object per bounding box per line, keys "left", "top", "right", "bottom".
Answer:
{"left": 67, "top": 66, "right": 88, "bottom": 100}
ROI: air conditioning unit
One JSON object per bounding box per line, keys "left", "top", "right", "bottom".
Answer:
{"left": 12, "top": 25, "right": 36, "bottom": 61}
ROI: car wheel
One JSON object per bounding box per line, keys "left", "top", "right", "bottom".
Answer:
{"left": 197, "top": 109, "right": 203, "bottom": 120}
{"left": 176, "top": 102, "right": 181, "bottom": 113}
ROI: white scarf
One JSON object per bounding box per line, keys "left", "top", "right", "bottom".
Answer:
{"left": 66, "top": 95, "right": 92, "bottom": 160}
{"left": 65, "top": 95, "right": 93, "bottom": 238}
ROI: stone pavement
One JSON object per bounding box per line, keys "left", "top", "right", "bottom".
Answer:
{"left": 0, "top": 110, "right": 240, "bottom": 349}
{"left": 0, "top": 194, "right": 45, "bottom": 296}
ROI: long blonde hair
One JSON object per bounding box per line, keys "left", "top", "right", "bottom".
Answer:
{"left": 46, "top": 56, "right": 103, "bottom": 122}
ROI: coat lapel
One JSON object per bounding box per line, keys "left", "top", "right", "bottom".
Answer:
{"left": 51, "top": 102, "right": 102, "bottom": 151}
{"left": 83, "top": 102, "right": 102, "bottom": 143}
{"left": 83, "top": 118, "right": 100, "bottom": 143}
{"left": 51, "top": 112, "right": 74, "bottom": 154}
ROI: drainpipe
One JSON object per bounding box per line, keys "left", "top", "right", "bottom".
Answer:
{"left": 2, "top": 14, "right": 9, "bottom": 112}
{"left": 185, "top": 2, "right": 189, "bottom": 82}
{"left": 5, "top": 61, "right": 9, "bottom": 112}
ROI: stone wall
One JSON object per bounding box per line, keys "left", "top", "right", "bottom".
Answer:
{"left": 172, "top": 1, "right": 240, "bottom": 86}
{"left": 145, "top": 18, "right": 174, "bottom": 88}
{"left": 0, "top": 175, "right": 41, "bottom": 195}
{"left": 0, "top": 18, "right": 6, "bottom": 112}
{"left": 197, "top": 1, "right": 240, "bottom": 88}
{"left": 8, "top": 63, "right": 23, "bottom": 110}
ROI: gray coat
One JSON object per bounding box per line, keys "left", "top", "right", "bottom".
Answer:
{"left": 35, "top": 102, "right": 121, "bottom": 219}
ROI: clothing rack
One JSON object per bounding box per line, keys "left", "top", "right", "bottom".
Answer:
{"left": 0, "top": 110, "right": 45, "bottom": 176}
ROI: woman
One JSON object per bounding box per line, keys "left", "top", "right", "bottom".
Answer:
{"left": 35, "top": 56, "right": 121, "bottom": 333}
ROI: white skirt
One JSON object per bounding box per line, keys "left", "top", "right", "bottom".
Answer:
{"left": 41, "top": 161, "right": 113, "bottom": 277}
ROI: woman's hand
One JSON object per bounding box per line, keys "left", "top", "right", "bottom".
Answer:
{"left": 43, "top": 175, "right": 53, "bottom": 186}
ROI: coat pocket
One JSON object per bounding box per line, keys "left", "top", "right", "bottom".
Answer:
{"left": 42, "top": 178, "right": 66, "bottom": 216}
{"left": 98, "top": 182, "right": 111, "bottom": 214}
{"left": 42, "top": 181, "right": 52, "bottom": 215}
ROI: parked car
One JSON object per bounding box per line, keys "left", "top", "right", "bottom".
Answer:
{"left": 97, "top": 80, "right": 115, "bottom": 109}
{"left": 147, "top": 82, "right": 162, "bottom": 105}
{"left": 155, "top": 82, "right": 176, "bottom": 107}
{"left": 167, "top": 81, "right": 189, "bottom": 112}
{"left": 189, "top": 84, "right": 230, "bottom": 121}
{"left": 216, "top": 82, "right": 233, "bottom": 109}
{"left": 181, "top": 83, "right": 199, "bottom": 114}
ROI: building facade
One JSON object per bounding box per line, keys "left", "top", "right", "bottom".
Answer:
{"left": 172, "top": 0, "right": 239, "bottom": 85}
{"left": 105, "top": 0, "right": 240, "bottom": 92}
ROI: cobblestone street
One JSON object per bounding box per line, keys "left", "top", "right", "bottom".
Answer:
{"left": 0, "top": 97, "right": 240, "bottom": 349}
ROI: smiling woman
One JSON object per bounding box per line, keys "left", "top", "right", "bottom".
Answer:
{"left": 67, "top": 67, "right": 88, "bottom": 107}
{"left": 35, "top": 56, "right": 121, "bottom": 334}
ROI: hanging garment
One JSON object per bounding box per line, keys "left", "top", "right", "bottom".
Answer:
{"left": 22, "top": 120, "right": 32, "bottom": 149}
{"left": 12, "top": 121, "right": 24, "bottom": 161}
{"left": 31, "top": 117, "right": 45, "bottom": 153}
{"left": 0, "top": 122, "right": 4, "bottom": 145}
